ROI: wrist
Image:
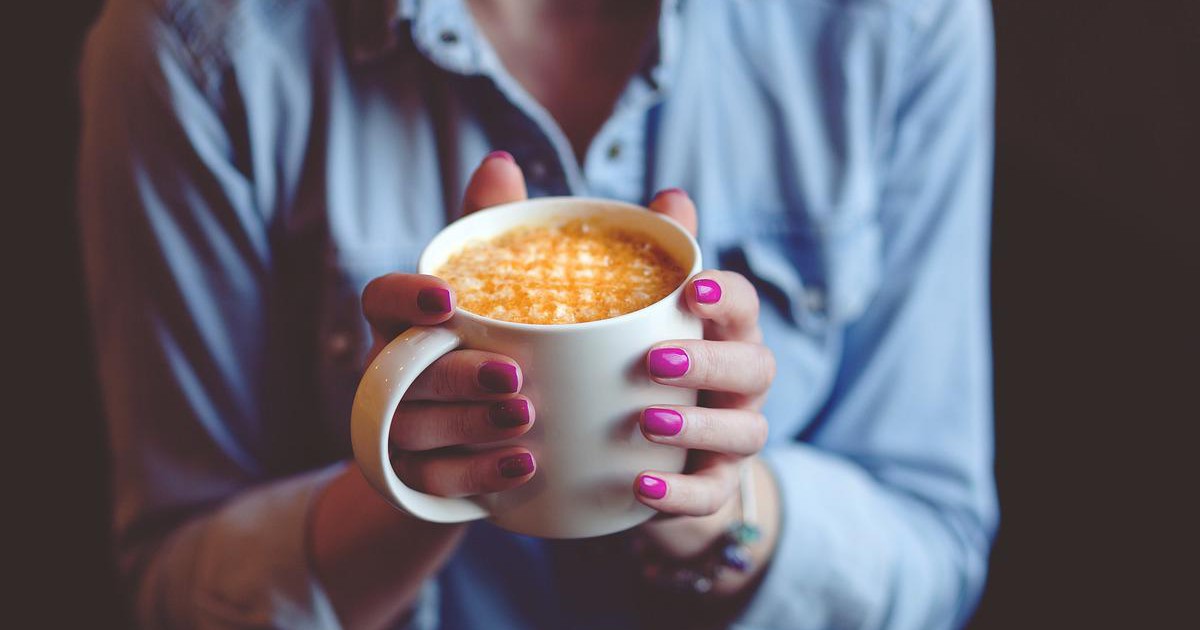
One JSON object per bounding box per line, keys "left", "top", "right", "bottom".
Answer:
{"left": 703, "top": 457, "right": 781, "bottom": 598}
{"left": 633, "top": 457, "right": 782, "bottom": 599}
{"left": 718, "top": 457, "right": 780, "bottom": 596}
{"left": 308, "top": 464, "right": 466, "bottom": 630}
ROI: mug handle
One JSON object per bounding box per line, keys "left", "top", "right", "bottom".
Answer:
{"left": 351, "top": 326, "right": 491, "bottom": 523}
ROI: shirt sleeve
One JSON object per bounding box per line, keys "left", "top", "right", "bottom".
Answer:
{"left": 734, "top": 1, "right": 997, "bottom": 628}
{"left": 79, "top": 2, "right": 341, "bottom": 627}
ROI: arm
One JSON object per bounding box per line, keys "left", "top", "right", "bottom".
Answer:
{"left": 79, "top": 3, "right": 461, "bottom": 627}
{"left": 735, "top": 1, "right": 997, "bottom": 628}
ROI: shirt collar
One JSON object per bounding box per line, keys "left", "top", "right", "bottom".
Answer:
{"left": 346, "top": 0, "right": 401, "bottom": 63}
{"left": 347, "top": 0, "right": 683, "bottom": 93}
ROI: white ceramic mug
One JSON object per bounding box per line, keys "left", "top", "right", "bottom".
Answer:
{"left": 351, "top": 197, "right": 703, "bottom": 539}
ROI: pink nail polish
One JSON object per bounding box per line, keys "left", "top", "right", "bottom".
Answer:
{"left": 479, "top": 361, "right": 520, "bottom": 393}
{"left": 490, "top": 399, "right": 532, "bottom": 428}
{"left": 656, "top": 187, "right": 689, "bottom": 199}
{"left": 498, "top": 453, "right": 535, "bottom": 478}
{"left": 642, "top": 407, "right": 683, "bottom": 436}
{"left": 693, "top": 279, "right": 721, "bottom": 304}
{"left": 485, "top": 150, "right": 515, "bottom": 164}
{"left": 637, "top": 474, "right": 668, "bottom": 500}
{"left": 647, "top": 347, "right": 689, "bottom": 379}
{"left": 416, "top": 287, "right": 452, "bottom": 314}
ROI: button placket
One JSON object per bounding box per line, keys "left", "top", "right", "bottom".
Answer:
{"left": 326, "top": 330, "right": 354, "bottom": 362}
{"left": 407, "top": 1, "right": 484, "bottom": 75}
{"left": 584, "top": 120, "right": 646, "bottom": 202}
{"left": 582, "top": 69, "right": 666, "bottom": 202}
{"left": 606, "top": 140, "right": 623, "bottom": 161}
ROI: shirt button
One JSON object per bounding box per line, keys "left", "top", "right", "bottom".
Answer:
{"left": 439, "top": 30, "right": 459, "bottom": 44}
{"left": 803, "top": 289, "right": 826, "bottom": 313}
{"left": 327, "top": 331, "right": 354, "bottom": 361}
{"left": 606, "top": 141, "right": 622, "bottom": 160}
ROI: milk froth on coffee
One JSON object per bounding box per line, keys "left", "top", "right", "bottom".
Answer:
{"left": 435, "top": 219, "right": 686, "bottom": 325}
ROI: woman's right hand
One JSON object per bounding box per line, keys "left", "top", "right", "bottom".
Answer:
{"left": 310, "top": 152, "right": 535, "bottom": 630}
{"left": 360, "top": 272, "right": 538, "bottom": 495}
{"left": 360, "top": 150, "right": 538, "bottom": 497}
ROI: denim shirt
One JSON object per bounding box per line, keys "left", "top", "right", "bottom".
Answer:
{"left": 79, "top": 0, "right": 996, "bottom": 628}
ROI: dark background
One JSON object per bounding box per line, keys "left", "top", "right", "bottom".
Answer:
{"left": 17, "top": 1, "right": 1198, "bottom": 627}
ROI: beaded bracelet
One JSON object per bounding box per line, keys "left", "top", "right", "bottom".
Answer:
{"left": 633, "top": 462, "right": 761, "bottom": 595}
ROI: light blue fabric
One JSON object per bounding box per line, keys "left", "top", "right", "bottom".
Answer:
{"left": 78, "top": 0, "right": 996, "bottom": 628}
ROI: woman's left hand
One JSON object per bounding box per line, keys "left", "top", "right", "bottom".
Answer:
{"left": 633, "top": 188, "right": 780, "bottom": 597}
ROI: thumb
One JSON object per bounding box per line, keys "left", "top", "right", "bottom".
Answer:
{"left": 461, "top": 151, "right": 528, "bottom": 215}
{"left": 648, "top": 188, "right": 699, "bottom": 237}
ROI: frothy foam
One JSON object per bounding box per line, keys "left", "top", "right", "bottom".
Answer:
{"left": 435, "top": 219, "right": 687, "bottom": 325}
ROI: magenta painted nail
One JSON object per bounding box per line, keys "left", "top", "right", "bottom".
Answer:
{"left": 485, "top": 150, "right": 515, "bottom": 164}
{"left": 490, "top": 399, "right": 532, "bottom": 428}
{"left": 642, "top": 407, "right": 683, "bottom": 437}
{"left": 693, "top": 279, "right": 722, "bottom": 304}
{"left": 416, "top": 287, "right": 452, "bottom": 314}
{"left": 637, "top": 474, "right": 668, "bottom": 500}
{"left": 647, "top": 347, "right": 689, "bottom": 379}
{"left": 498, "top": 453, "right": 535, "bottom": 478}
{"left": 479, "top": 361, "right": 520, "bottom": 393}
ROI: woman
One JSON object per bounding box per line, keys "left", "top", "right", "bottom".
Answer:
{"left": 79, "top": 0, "right": 996, "bottom": 628}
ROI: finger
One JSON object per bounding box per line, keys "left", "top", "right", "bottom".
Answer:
{"left": 633, "top": 458, "right": 739, "bottom": 517}
{"left": 362, "top": 273, "right": 455, "bottom": 341}
{"left": 390, "top": 397, "right": 535, "bottom": 451}
{"left": 646, "top": 341, "right": 776, "bottom": 396}
{"left": 647, "top": 188, "right": 698, "bottom": 237}
{"left": 407, "top": 350, "right": 523, "bottom": 401}
{"left": 461, "top": 151, "right": 528, "bottom": 216}
{"left": 684, "top": 271, "right": 763, "bottom": 343}
{"left": 639, "top": 406, "right": 768, "bottom": 457}
{"left": 392, "top": 446, "right": 536, "bottom": 498}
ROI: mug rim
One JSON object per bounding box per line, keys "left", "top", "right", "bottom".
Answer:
{"left": 417, "top": 196, "right": 703, "bottom": 334}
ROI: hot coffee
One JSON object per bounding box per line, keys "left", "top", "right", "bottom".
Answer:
{"left": 435, "top": 218, "right": 687, "bottom": 325}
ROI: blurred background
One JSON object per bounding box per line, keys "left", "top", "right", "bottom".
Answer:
{"left": 16, "top": 1, "right": 1198, "bottom": 627}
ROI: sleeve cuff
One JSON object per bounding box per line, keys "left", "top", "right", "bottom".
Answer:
{"left": 183, "top": 463, "right": 348, "bottom": 628}
{"left": 730, "top": 446, "right": 892, "bottom": 630}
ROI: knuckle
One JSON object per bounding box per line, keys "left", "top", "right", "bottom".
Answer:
{"left": 701, "top": 484, "right": 726, "bottom": 516}
{"left": 362, "top": 276, "right": 384, "bottom": 309}
{"left": 391, "top": 453, "right": 425, "bottom": 491}
{"left": 694, "top": 343, "right": 721, "bottom": 383}
{"left": 738, "top": 275, "right": 761, "bottom": 312}
{"left": 363, "top": 274, "right": 400, "bottom": 315}
{"left": 451, "top": 403, "right": 487, "bottom": 441}
{"left": 679, "top": 483, "right": 715, "bottom": 516}
{"left": 689, "top": 411, "right": 718, "bottom": 447}
{"left": 749, "top": 413, "right": 769, "bottom": 451}
{"left": 667, "top": 480, "right": 691, "bottom": 510}
{"left": 390, "top": 414, "right": 419, "bottom": 450}
{"left": 450, "top": 406, "right": 478, "bottom": 444}
{"left": 461, "top": 458, "right": 493, "bottom": 494}
{"left": 411, "top": 462, "right": 443, "bottom": 495}
{"left": 758, "top": 347, "right": 777, "bottom": 388}
{"left": 429, "top": 360, "right": 461, "bottom": 399}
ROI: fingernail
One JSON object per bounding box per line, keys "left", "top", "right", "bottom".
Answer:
{"left": 490, "top": 399, "right": 531, "bottom": 428}
{"left": 498, "top": 453, "right": 535, "bottom": 478}
{"left": 479, "top": 361, "right": 520, "bottom": 393}
{"left": 416, "top": 287, "right": 452, "bottom": 314}
{"left": 656, "top": 187, "right": 689, "bottom": 200}
{"left": 485, "top": 150, "right": 515, "bottom": 164}
{"left": 642, "top": 407, "right": 683, "bottom": 437}
{"left": 693, "top": 279, "right": 722, "bottom": 304}
{"left": 637, "top": 474, "right": 668, "bottom": 500}
{"left": 647, "top": 347, "right": 689, "bottom": 379}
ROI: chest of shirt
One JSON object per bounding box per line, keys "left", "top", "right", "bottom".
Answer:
{"left": 241, "top": 10, "right": 898, "bottom": 457}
